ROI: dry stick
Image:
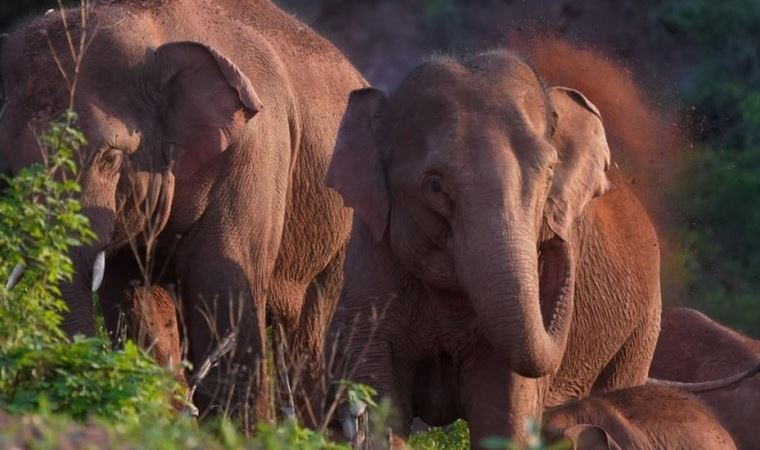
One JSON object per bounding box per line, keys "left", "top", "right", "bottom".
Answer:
{"left": 273, "top": 319, "right": 297, "bottom": 422}
{"left": 187, "top": 329, "right": 238, "bottom": 406}
{"left": 194, "top": 296, "right": 226, "bottom": 418}
{"left": 56, "top": 0, "right": 92, "bottom": 109}
{"left": 43, "top": 32, "right": 73, "bottom": 98}
{"left": 42, "top": 0, "right": 97, "bottom": 172}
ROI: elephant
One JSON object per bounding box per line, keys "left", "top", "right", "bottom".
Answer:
{"left": 325, "top": 50, "right": 662, "bottom": 448}
{"left": 650, "top": 307, "right": 760, "bottom": 450}
{"left": 0, "top": 0, "right": 364, "bottom": 426}
{"left": 542, "top": 384, "right": 736, "bottom": 450}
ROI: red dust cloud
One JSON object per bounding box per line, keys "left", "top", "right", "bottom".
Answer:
{"left": 515, "top": 35, "right": 687, "bottom": 203}
{"left": 514, "top": 35, "right": 692, "bottom": 299}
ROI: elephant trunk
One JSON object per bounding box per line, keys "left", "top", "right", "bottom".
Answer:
{"left": 60, "top": 203, "right": 115, "bottom": 337}
{"left": 60, "top": 247, "right": 102, "bottom": 337}
{"left": 59, "top": 150, "right": 122, "bottom": 338}
{"left": 59, "top": 162, "right": 175, "bottom": 338}
{"left": 460, "top": 220, "right": 576, "bottom": 379}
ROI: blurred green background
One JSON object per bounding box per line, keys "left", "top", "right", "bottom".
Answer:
{"left": 2, "top": 0, "right": 759, "bottom": 336}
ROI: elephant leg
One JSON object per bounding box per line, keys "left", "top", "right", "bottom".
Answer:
{"left": 375, "top": 351, "right": 414, "bottom": 449}
{"left": 460, "top": 344, "right": 548, "bottom": 449}
{"left": 181, "top": 253, "right": 269, "bottom": 430}
{"left": 264, "top": 276, "right": 310, "bottom": 424}
{"left": 592, "top": 307, "right": 660, "bottom": 394}
{"left": 289, "top": 248, "right": 347, "bottom": 428}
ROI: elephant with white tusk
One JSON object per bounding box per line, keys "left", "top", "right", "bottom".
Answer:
{"left": 0, "top": 0, "right": 365, "bottom": 427}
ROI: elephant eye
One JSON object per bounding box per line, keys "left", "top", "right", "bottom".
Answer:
{"left": 422, "top": 174, "right": 452, "bottom": 217}
{"left": 424, "top": 174, "right": 445, "bottom": 195}
{"left": 95, "top": 145, "right": 125, "bottom": 176}
{"left": 428, "top": 176, "right": 443, "bottom": 193}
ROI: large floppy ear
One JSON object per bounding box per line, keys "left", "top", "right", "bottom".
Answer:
{"left": 155, "top": 42, "right": 263, "bottom": 179}
{"left": 564, "top": 424, "right": 621, "bottom": 450}
{"left": 326, "top": 88, "right": 389, "bottom": 241}
{"left": 545, "top": 86, "right": 612, "bottom": 241}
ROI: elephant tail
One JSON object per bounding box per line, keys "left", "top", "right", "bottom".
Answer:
{"left": 646, "top": 362, "right": 760, "bottom": 393}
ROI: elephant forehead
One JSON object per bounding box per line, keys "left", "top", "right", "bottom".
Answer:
{"left": 85, "top": 103, "right": 142, "bottom": 153}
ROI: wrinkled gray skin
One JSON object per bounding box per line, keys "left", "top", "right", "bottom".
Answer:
{"left": 0, "top": 0, "right": 364, "bottom": 426}
{"left": 543, "top": 384, "right": 736, "bottom": 450}
{"left": 326, "top": 51, "right": 661, "bottom": 448}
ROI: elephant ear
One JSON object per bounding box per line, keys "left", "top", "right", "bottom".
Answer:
{"left": 545, "top": 86, "right": 612, "bottom": 241}
{"left": 564, "top": 424, "right": 621, "bottom": 450}
{"left": 156, "top": 42, "right": 263, "bottom": 179}
{"left": 325, "top": 88, "right": 390, "bottom": 241}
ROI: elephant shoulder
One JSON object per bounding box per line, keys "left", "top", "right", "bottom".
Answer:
{"left": 588, "top": 167, "right": 658, "bottom": 255}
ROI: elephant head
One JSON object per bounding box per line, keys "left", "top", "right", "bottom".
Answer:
{"left": 0, "top": 15, "right": 261, "bottom": 336}
{"left": 326, "top": 51, "right": 610, "bottom": 378}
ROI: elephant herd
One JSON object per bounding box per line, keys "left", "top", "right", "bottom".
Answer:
{"left": 0, "top": 1, "right": 758, "bottom": 449}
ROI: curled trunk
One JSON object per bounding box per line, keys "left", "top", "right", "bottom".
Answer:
{"left": 461, "top": 225, "right": 576, "bottom": 378}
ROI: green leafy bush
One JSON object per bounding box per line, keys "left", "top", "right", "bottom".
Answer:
{"left": 0, "top": 111, "right": 179, "bottom": 423}
{"left": 409, "top": 419, "right": 470, "bottom": 450}
{"left": 0, "top": 110, "right": 93, "bottom": 344}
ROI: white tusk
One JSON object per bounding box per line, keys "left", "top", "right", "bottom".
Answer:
{"left": 342, "top": 400, "right": 368, "bottom": 444}
{"left": 342, "top": 415, "right": 359, "bottom": 442}
{"left": 91, "top": 251, "right": 106, "bottom": 292}
{"left": 44, "top": 9, "right": 55, "bottom": 16}
{"left": 5, "top": 264, "right": 24, "bottom": 290}
{"left": 349, "top": 400, "right": 367, "bottom": 416}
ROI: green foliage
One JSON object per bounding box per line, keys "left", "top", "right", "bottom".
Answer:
{"left": 409, "top": 418, "right": 568, "bottom": 450}
{"left": 249, "top": 421, "right": 349, "bottom": 450}
{"left": 656, "top": 0, "right": 760, "bottom": 334}
{"left": 0, "top": 111, "right": 178, "bottom": 423}
{"left": 0, "top": 110, "right": 94, "bottom": 344}
{"left": 335, "top": 379, "right": 378, "bottom": 409}
{"left": 409, "top": 419, "right": 470, "bottom": 450}
{"left": 0, "top": 338, "right": 177, "bottom": 422}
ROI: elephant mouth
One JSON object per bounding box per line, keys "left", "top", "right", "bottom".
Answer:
{"left": 538, "top": 236, "right": 575, "bottom": 337}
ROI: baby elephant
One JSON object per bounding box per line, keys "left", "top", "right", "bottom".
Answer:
{"left": 542, "top": 385, "right": 736, "bottom": 450}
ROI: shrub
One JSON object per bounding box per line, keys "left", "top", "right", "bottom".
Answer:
{"left": 0, "top": 111, "right": 179, "bottom": 422}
